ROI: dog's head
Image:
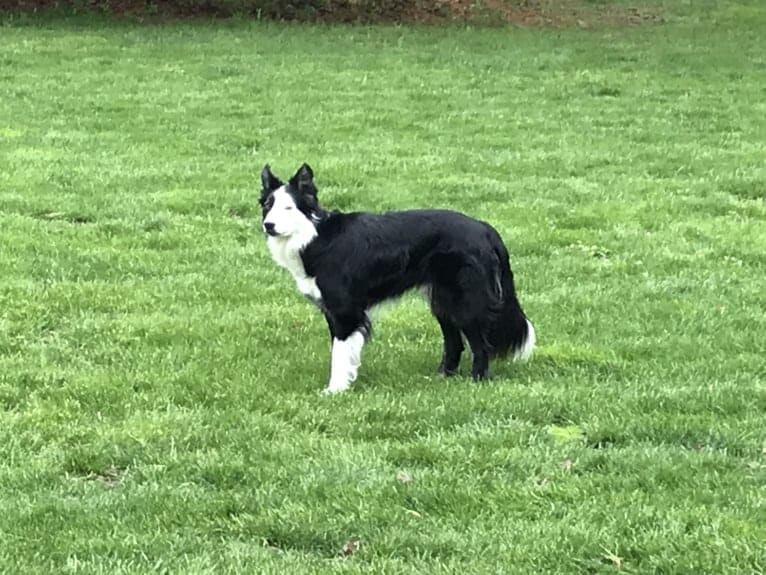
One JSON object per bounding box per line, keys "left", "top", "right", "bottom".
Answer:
{"left": 260, "top": 163, "right": 322, "bottom": 238}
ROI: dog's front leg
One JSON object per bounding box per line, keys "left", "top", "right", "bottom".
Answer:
{"left": 323, "top": 311, "right": 368, "bottom": 394}
{"left": 325, "top": 332, "right": 365, "bottom": 393}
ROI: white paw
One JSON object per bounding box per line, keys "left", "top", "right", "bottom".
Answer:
{"left": 322, "top": 383, "right": 350, "bottom": 395}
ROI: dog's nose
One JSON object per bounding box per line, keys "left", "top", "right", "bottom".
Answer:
{"left": 263, "top": 222, "right": 276, "bottom": 235}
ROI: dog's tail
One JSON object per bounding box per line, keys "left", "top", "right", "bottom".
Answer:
{"left": 485, "top": 231, "right": 536, "bottom": 361}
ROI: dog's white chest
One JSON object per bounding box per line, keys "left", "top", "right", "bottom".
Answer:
{"left": 267, "top": 235, "right": 321, "bottom": 302}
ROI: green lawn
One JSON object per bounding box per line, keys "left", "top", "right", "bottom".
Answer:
{"left": 1, "top": 2, "right": 765, "bottom": 573}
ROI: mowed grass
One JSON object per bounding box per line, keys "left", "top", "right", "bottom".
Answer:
{"left": 1, "top": 2, "right": 765, "bottom": 573}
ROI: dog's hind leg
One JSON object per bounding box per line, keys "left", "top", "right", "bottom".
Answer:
{"left": 428, "top": 284, "right": 464, "bottom": 377}
{"left": 463, "top": 325, "right": 490, "bottom": 381}
{"left": 435, "top": 314, "right": 464, "bottom": 376}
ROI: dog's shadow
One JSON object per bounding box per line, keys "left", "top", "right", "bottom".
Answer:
{"left": 354, "top": 340, "right": 625, "bottom": 393}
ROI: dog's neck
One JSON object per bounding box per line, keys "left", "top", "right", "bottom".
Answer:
{"left": 266, "top": 224, "right": 321, "bottom": 301}
{"left": 310, "top": 206, "right": 331, "bottom": 225}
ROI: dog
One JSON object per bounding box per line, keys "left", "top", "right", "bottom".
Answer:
{"left": 260, "top": 163, "right": 535, "bottom": 393}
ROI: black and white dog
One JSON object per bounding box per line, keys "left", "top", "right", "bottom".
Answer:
{"left": 260, "top": 163, "right": 535, "bottom": 393}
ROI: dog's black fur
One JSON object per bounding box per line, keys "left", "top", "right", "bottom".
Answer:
{"left": 260, "top": 163, "right": 534, "bottom": 381}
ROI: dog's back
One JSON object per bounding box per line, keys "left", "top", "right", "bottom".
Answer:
{"left": 304, "top": 208, "right": 535, "bottom": 379}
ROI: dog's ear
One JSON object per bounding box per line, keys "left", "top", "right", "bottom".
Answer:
{"left": 261, "top": 164, "right": 283, "bottom": 192}
{"left": 260, "top": 165, "right": 283, "bottom": 206}
{"left": 289, "top": 163, "right": 316, "bottom": 196}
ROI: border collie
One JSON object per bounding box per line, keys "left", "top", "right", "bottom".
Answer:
{"left": 260, "top": 163, "right": 535, "bottom": 394}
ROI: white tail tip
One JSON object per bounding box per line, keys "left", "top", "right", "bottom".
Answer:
{"left": 514, "top": 319, "right": 536, "bottom": 362}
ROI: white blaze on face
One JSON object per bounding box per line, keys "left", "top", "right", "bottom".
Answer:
{"left": 324, "top": 330, "right": 366, "bottom": 394}
{"left": 264, "top": 186, "right": 321, "bottom": 301}
{"left": 263, "top": 187, "right": 312, "bottom": 238}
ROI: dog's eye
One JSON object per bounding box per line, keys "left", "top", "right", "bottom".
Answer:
{"left": 285, "top": 206, "right": 294, "bottom": 211}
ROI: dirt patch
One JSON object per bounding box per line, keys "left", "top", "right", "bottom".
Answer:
{"left": 69, "top": 464, "right": 126, "bottom": 487}
{"left": 32, "top": 210, "right": 95, "bottom": 224}
{"left": 92, "top": 465, "right": 125, "bottom": 485}
{"left": 454, "top": 0, "right": 665, "bottom": 28}
{"left": 0, "top": 0, "right": 665, "bottom": 27}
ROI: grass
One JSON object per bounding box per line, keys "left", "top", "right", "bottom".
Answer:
{"left": 1, "top": 2, "right": 765, "bottom": 573}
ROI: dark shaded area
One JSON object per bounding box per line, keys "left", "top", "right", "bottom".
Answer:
{"left": 0, "top": 0, "right": 664, "bottom": 26}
